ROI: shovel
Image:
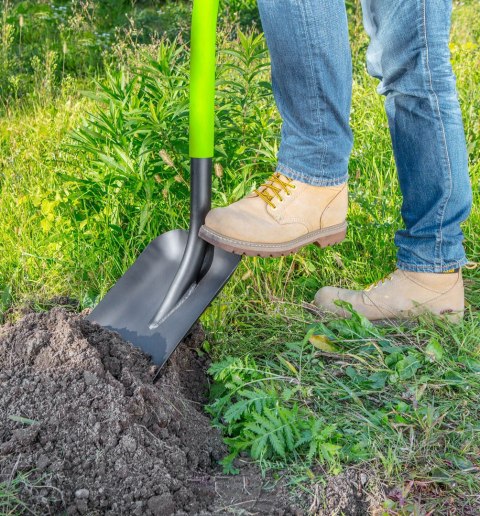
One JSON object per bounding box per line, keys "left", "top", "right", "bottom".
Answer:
{"left": 87, "top": 0, "right": 241, "bottom": 367}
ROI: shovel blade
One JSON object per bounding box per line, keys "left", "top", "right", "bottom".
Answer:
{"left": 87, "top": 229, "right": 240, "bottom": 367}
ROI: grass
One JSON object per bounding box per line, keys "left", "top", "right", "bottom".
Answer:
{"left": 0, "top": 0, "right": 479, "bottom": 513}
{"left": 207, "top": 303, "right": 480, "bottom": 513}
{"left": 0, "top": 473, "right": 33, "bottom": 515}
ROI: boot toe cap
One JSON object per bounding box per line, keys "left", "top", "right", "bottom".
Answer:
{"left": 204, "top": 206, "right": 229, "bottom": 234}
{"left": 204, "top": 206, "right": 255, "bottom": 241}
{"left": 314, "top": 287, "right": 344, "bottom": 312}
{"left": 203, "top": 205, "right": 284, "bottom": 243}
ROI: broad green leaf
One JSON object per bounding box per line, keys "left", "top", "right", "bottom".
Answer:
{"left": 444, "top": 454, "right": 475, "bottom": 470}
{"left": 425, "top": 339, "right": 444, "bottom": 361}
{"left": 345, "top": 366, "right": 362, "bottom": 381}
{"left": 307, "top": 322, "right": 337, "bottom": 341}
{"left": 309, "top": 334, "right": 339, "bottom": 352}
{"left": 443, "top": 371, "right": 464, "bottom": 385}
{"left": 368, "top": 371, "right": 389, "bottom": 389}
{"left": 459, "top": 357, "right": 480, "bottom": 372}
{"left": 395, "top": 354, "right": 423, "bottom": 380}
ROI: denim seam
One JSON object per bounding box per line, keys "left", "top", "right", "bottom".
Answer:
{"left": 397, "top": 257, "right": 467, "bottom": 273}
{"left": 297, "top": 0, "right": 328, "bottom": 175}
{"left": 276, "top": 162, "right": 348, "bottom": 186}
{"left": 420, "top": 0, "right": 454, "bottom": 271}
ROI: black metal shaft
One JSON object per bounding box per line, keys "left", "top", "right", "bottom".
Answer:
{"left": 148, "top": 158, "right": 212, "bottom": 328}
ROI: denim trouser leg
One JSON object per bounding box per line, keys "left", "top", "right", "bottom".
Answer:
{"left": 257, "top": 0, "right": 472, "bottom": 272}
{"left": 257, "top": 0, "right": 353, "bottom": 186}
{"left": 361, "top": 0, "right": 472, "bottom": 272}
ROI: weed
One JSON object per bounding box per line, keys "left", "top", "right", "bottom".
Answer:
{"left": 0, "top": 473, "right": 32, "bottom": 515}
{"left": 208, "top": 304, "right": 480, "bottom": 513}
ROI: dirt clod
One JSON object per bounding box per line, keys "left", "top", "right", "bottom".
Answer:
{"left": 309, "top": 469, "right": 369, "bottom": 516}
{"left": 0, "top": 308, "right": 304, "bottom": 515}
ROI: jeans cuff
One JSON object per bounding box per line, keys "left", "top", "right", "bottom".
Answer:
{"left": 276, "top": 162, "right": 348, "bottom": 187}
{"left": 397, "top": 258, "right": 469, "bottom": 273}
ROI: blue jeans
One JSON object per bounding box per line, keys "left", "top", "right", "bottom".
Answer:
{"left": 256, "top": 0, "right": 472, "bottom": 273}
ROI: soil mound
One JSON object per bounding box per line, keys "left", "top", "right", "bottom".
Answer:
{"left": 0, "top": 307, "right": 369, "bottom": 515}
{"left": 0, "top": 308, "right": 229, "bottom": 514}
{"left": 0, "top": 308, "right": 298, "bottom": 515}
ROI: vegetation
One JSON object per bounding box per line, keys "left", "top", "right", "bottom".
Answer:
{"left": 0, "top": 0, "right": 479, "bottom": 513}
{"left": 0, "top": 473, "right": 32, "bottom": 515}
{"left": 208, "top": 308, "right": 480, "bottom": 513}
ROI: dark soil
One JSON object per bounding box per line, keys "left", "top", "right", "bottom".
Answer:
{"left": 0, "top": 307, "right": 369, "bottom": 515}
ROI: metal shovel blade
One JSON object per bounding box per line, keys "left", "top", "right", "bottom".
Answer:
{"left": 86, "top": 229, "right": 240, "bottom": 367}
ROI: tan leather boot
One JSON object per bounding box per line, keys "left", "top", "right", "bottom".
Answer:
{"left": 314, "top": 269, "right": 464, "bottom": 323}
{"left": 199, "top": 172, "right": 348, "bottom": 257}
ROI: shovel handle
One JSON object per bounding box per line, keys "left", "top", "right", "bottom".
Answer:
{"left": 189, "top": 0, "right": 219, "bottom": 158}
{"left": 149, "top": 1, "right": 220, "bottom": 328}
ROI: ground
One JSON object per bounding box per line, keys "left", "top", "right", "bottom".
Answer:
{"left": 0, "top": 0, "right": 479, "bottom": 514}
{"left": 0, "top": 306, "right": 371, "bottom": 515}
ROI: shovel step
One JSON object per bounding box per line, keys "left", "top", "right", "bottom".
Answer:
{"left": 87, "top": 229, "right": 240, "bottom": 367}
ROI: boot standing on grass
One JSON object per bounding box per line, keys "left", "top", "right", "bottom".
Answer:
{"left": 199, "top": 0, "right": 473, "bottom": 322}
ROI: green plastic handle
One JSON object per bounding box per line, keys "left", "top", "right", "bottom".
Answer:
{"left": 189, "top": 0, "right": 219, "bottom": 158}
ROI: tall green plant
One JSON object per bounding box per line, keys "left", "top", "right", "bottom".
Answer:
{"left": 64, "top": 28, "right": 279, "bottom": 267}
{"left": 67, "top": 39, "right": 191, "bottom": 248}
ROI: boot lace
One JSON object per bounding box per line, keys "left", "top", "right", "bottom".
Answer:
{"left": 254, "top": 172, "right": 296, "bottom": 209}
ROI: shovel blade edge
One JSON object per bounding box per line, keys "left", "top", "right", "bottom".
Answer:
{"left": 87, "top": 229, "right": 240, "bottom": 367}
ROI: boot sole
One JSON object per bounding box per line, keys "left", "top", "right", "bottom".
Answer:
{"left": 198, "top": 222, "right": 347, "bottom": 257}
